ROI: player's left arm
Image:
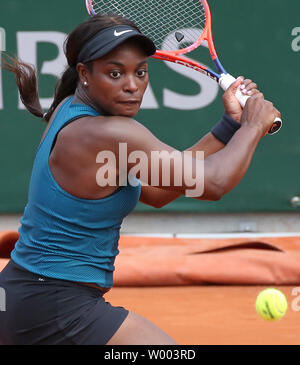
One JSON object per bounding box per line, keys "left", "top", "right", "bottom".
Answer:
{"left": 139, "top": 78, "right": 258, "bottom": 208}
{"left": 139, "top": 133, "right": 226, "bottom": 208}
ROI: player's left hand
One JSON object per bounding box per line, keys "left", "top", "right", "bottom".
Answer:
{"left": 222, "top": 77, "right": 260, "bottom": 123}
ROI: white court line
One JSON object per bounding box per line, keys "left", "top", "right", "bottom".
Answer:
{"left": 121, "top": 232, "right": 300, "bottom": 239}
{"left": 121, "top": 233, "right": 175, "bottom": 238}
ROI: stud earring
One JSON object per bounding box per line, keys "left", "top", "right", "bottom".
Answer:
{"left": 83, "top": 81, "right": 88, "bottom": 86}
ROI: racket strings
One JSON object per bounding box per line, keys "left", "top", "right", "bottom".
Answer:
{"left": 89, "top": 0, "right": 206, "bottom": 52}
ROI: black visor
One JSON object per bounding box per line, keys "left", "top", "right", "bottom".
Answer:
{"left": 77, "top": 25, "right": 156, "bottom": 64}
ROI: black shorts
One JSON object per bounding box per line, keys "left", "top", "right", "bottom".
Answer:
{"left": 0, "top": 259, "right": 129, "bottom": 345}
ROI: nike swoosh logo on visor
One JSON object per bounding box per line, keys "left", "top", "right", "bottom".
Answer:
{"left": 114, "top": 29, "right": 134, "bottom": 37}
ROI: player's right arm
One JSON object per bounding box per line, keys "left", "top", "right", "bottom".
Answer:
{"left": 91, "top": 94, "right": 279, "bottom": 201}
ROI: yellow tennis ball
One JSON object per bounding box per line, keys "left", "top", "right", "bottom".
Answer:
{"left": 255, "top": 288, "right": 288, "bottom": 321}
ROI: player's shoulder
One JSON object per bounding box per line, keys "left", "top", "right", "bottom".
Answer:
{"left": 88, "top": 115, "right": 147, "bottom": 139}
{"left": 94, "top": 115, "right": 139, "bottom": 128}
{"left": 67, "top": 115, "right": 148, "bottom": 153}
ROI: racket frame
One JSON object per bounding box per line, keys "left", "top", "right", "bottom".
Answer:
{"left": 84, "top": 0, "right": 282, "bottom": 135}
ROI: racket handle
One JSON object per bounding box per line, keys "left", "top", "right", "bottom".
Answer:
{"left": 219, "top": 73, "right": 282, "bottom": 135}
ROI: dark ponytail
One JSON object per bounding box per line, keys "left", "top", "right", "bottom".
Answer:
{"left": 1, "top": 54, "right": 44, "bottom": 119}
{"left": 1, "top": 14, "right": 141, "bottom": 123}
{"left": 43, "top": 66, "right": 78, "bottom": 122}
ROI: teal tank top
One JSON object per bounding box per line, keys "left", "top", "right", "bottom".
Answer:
{"left": 11, "top": 97, "right": 141, "bottom": 288}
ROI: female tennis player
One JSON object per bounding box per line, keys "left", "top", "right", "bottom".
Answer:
{"left": 0, "top": 14, "right": 280, "bottom": 345}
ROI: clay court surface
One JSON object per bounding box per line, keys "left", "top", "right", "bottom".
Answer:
{"left": 106, "top": 285, "right": 300, "bottom": 345}
{"left": 1, "top": 231, "right": 300, "bottom": 346}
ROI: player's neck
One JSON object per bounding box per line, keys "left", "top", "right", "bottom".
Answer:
{"left": 73, "top": 85, "right": 104, "bottom": 114}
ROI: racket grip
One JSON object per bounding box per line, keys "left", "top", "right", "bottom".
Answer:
{"left": 219, "top": 73, "right": 282, "bottom": 135}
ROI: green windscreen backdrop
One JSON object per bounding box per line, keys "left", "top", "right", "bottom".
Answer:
{"left": 0, "top": 0, "right": 299, "bottom": 213}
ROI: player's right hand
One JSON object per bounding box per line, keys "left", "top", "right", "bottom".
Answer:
{"left": 240, "top": 93, "right": 281, "bottom": 137}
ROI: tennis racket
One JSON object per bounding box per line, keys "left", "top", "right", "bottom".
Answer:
{"left": 85, "top": 0, "right": 282, "bottom": 135}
